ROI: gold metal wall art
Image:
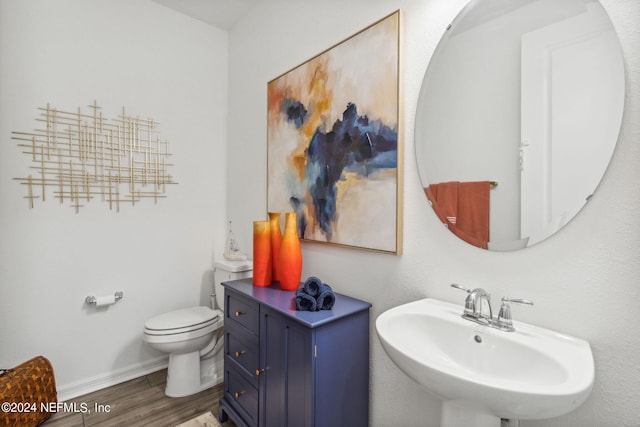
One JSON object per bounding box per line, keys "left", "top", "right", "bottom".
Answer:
{"left": 11, "top": 101, "right": 176, "bottom": 213}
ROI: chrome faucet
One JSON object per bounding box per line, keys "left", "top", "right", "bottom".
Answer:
{"left": 451, "top": 284, "right": 533, "bottom": 332}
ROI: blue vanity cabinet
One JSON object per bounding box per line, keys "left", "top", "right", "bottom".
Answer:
{"left": 219, "top": 278, "right": 371, "bottom": 427}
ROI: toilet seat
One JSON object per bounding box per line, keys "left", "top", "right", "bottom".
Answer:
{"left": 144, "top": 306, "right": 221, "bottom": 339}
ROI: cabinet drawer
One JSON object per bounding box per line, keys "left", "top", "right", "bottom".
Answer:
{"left": 226, "top": 329, "right": 259, "bottom": 383}
{"left": 226, "top": 291, "right": 259, "bottom": 334}
{"left": 225, "top": 365, "right": 259, "bottom": 427}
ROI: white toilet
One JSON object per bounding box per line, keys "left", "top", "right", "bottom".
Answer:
{"left": 143, "top": 258, "right": 252, "bottom": 397}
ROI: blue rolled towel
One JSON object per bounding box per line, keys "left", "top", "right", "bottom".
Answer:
{"left": 295, "top": 288, "right": 317, "bottom": 311}
{"left": 316, "top": 284, "right": 335, "bottom": 310}
{"left": 303, "top": 276, "right": 324, "bottom": 297}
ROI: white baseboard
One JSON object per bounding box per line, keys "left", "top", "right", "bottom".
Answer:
{"left": 56, "top": 356, "right": 169, "bottom": 402}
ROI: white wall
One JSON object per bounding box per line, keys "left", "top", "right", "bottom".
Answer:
{"left": 227, "top": 1, "right": 640, "bottom": 426}
{"left": 0, "top": 0, "right": 228, "bottom": 399}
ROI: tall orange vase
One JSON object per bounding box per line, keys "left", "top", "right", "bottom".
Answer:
{"left": 252, "top": 220, "right": 272, "bottom": 287}
{"left": 268, "top": 212, "right": 282, "bottom": 283}
{"left": 278, "top": 212, "right": 302, "bottom": 291}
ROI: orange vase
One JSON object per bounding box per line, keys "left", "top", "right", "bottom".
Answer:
{"left": 278, "top": 212, "right": 302, "bottom": 291}
{"left": 252, "top": 220, "right": 272, "bottom": 287}
{"left": 268, "top": 212, "right": 282, "bottom": 283}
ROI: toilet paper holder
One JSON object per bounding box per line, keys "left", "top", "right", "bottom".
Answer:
{"left": 85, "top": 291, "right": 124, "bottom": 305}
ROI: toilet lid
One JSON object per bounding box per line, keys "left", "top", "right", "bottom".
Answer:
{"left": 145, "top": 306, "right": 219, "bottom": 331}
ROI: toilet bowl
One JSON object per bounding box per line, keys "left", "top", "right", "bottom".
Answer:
{"left": 143, "top": 258, "right": 252, "bottom": 398}
{"left": 144, "top": 306, "right": 223, "bottom": 397}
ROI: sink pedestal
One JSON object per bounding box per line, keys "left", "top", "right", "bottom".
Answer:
{"left": 441, "top": 400, "right": 507, "bottom": 427}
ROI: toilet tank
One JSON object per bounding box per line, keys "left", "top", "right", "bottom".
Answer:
{"left": 213, "top": 258, "right": 252, "bottom": 311}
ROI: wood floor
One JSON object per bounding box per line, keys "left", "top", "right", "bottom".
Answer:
{"left": 42, "top": 369, "right": 235, "bottom": 427}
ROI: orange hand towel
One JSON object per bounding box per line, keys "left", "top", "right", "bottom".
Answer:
{"left": 426, "top": 181, "right": 490, "bottom": 249}
{"left": 426, "top": 182, "right": 458, "bottom": 226}
{"left": 456, "top": 181, "right": 490, "bottom": 247}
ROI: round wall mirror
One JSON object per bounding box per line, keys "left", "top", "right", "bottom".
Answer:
{"left": 415, "top": 0, "right": 625, "bottom": 251}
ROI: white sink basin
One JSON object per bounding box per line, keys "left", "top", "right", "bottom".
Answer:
{"left": 376, "top": 298, "right": 594, "bottom": 422}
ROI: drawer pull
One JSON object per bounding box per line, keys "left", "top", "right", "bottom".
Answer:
{"left": 234, "top": 311, "right": 245, "bottom": 317}
{"left": 235, "top": 350, "right": 246, "bottom": 357}
{"left": 234, "top": 390, "right": 244, "bottom": 399}
{"left": 255, "top": 368, "right": 264, "bottom": 376}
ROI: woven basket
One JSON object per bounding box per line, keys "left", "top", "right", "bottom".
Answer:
{"left": 0, "top": 356, "right": 57, "bottom": 427}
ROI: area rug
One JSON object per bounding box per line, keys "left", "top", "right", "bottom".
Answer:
{"left": 175, "top": 411, "right": 221, "bottom": 427}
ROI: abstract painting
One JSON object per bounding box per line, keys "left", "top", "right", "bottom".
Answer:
{"left": 267, "top": 11, "right": 401, "bottom": 254}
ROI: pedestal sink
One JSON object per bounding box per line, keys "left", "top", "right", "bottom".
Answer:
{"left": 376, "top": 298, "right": 594, "bottom": 427}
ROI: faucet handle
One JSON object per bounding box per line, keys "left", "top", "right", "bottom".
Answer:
{"left": 502, "top": 297, "right": 533, "bottom": 306}
{"left": 451, "top": 284, "right": 481, "bottom": 318}
{"left": 496, "top": 297, "right": 533, "bottom": 332}
{"left": 450, "top": 283, "right": 471, "bottom": 293}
